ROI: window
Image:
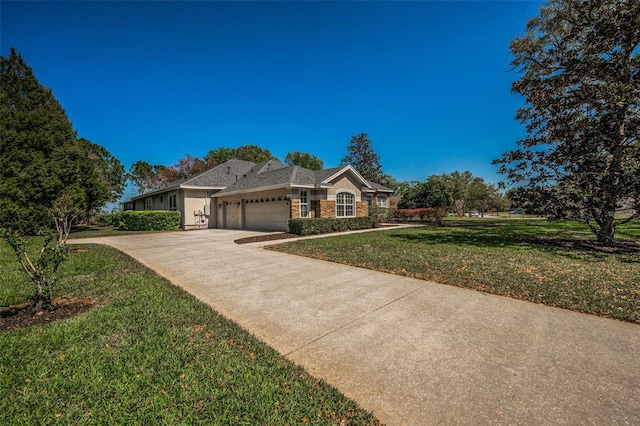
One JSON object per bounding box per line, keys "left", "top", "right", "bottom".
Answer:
{"left": 336, "top": 192, "right": 355, "bottom": 217}
{"left": 366, "top": 195, "right": 373, "bottom": 206}
{"left": 169, "top": 194, "right": 177, "bottom": 211}
{"left": 377, "top": 195, "right": 388, "bottom": 208}
{"left": 145, "top": 198, "right": 152, "bottom": 210}
{"left": 300, "top": 191, "right": 309, "bottom": 218}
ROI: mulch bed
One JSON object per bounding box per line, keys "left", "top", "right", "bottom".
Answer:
{"left": 234, "top": 233, "right": 300, "bottom": 244}
{"left": 0, "top": 297, "right": 99, "bottom": 332}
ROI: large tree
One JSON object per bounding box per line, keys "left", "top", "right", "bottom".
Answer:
{"left": 494, "top": 0, "right": 639, "bottom": 243}
{"left": 0, "top": 48, "right": 122, "bottom": 232}
{"left": 431, "top": 171, "right": 474, "bottom": 217}
{"left": 340, "top": 133, "right": 384, "bottom": 183}
{"left": 233, "top": 144, "right": 275, "bottom": 163}
{"left": 284, "top": 151, "right": 324, "bottom": 170}
{"left": 77, "top": 138, "right": 125, "bottom": 217}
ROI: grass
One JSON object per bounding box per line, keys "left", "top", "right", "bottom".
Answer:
{"left": 268, "top": 219, "right": 640, "bottom": 323}
{"left": 0, "top": 240, "right": 379, "bottom": 425}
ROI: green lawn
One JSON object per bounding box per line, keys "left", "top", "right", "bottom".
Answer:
{"left": 0, "top": 240, "right": 379, "bottom": 425}
{"left": 268, "top": 219, "right": 640, "bottom": 323}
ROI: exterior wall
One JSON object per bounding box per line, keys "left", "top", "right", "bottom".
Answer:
{"left": 182, "top": 189, "right": 210, "bottom": 229}
{"left": 326, "top": 175, "right": 363, "bottom": 200}
{"left": 356, "top": 201, "right": 369, "bottom": 217}
{"left": 290, "top": 199, "right": 300, "bottom": 219}
{"left": 318, "top": 200, "right": 336, "bottom": 218}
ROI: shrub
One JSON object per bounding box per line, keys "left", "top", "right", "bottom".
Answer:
{"left": 288, "top": 217, "right": 377, "bottom": 236}
{"left": 95, "top": 213, "right": 114, "bottom": 226}
{"left": 113, "top": 211, "right": 181, "bottom": 231}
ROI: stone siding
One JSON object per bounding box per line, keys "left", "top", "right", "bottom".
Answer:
{"left": 319, "top": 200, "right": 336, "bottom": 218}
{"left": 290, "top": 200, "right": 300, "bottom": 219}
{"left": 356, "top": 201, "right": 369, "bottom": 217}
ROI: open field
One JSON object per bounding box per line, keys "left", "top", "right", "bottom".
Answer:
{"left": 269, "top": 219, "right": 640, "bottom": 323}
{"left": 0, "top": 240, "right": 379, "bottom": 425}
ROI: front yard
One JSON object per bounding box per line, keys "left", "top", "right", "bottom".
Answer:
{"left": 0, "top": 240, "right": 379, "bottom": 425}
{"left": 268, "top": 219, "right": 640, "bottom": 323}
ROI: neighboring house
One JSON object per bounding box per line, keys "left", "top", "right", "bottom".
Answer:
{"left": 127, "top": 159, "right": 393, "bottom": 231}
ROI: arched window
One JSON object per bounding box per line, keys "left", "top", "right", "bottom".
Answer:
{"left": 336, "top": 192, "right": 355, "bottom": 217}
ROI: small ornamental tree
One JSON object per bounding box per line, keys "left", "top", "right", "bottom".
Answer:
{"left": 1, "top": 193, "right": 81, "bottom": 311}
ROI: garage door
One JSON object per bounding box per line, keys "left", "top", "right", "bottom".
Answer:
{"left": 244, "top": 200, "right": 290, "bottom": 231}
{"left": 224, "top": 203, "right": 240, "bottom": 229}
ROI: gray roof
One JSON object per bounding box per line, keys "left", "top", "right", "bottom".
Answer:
{"left": 132, "top": 159, "right": 256, "bottom": 200}
{"left": 131, "top": 158, "right": 392, "bottom": 200}
{"left": 219, "top": 165, "right": 317, "bottom": 194}
{"left": 368, "top": 182, "right": 394, "bottom": 192}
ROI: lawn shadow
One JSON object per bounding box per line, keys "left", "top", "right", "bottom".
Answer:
{"left": 388, "top": 226, "right": 640, "bottom": 264}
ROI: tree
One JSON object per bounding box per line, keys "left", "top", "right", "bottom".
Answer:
{"left": 494, "top": 0, "right": 640, "bottom": 243}
{"left": 284, "top": 151, "right": 324, "bottom": 170}
{"left": 0, "top": 48, "right": 121, "bottom": 232}
{"left": 77, "top": 138, "right": 125, "bottom": 219}
{"left": 205, "top": 147, "right": 235, "bottom": 166}
{"left": 397, "top": 178, "right": 451, "bottom": 210}
{"left": 234, "top": 144, "right": 275, "bottom": 163}
{"left": 431, "top": 171, "right": 474, "bottom": 217}
{"left": 0, "top": 192, "right": 80, "bottom": 312}
{"left": 340, "top": 133, "right": 384, "bottom": 183}
{"left": 128, "top": 161, "right": 161, "bottom": 194}
{"left": 468, "top": 178, "right": 500, "bottom": 217}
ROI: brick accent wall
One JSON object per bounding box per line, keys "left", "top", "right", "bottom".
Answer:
{"left": 318, "top": 200, "right": 336, "bottom": 218}
{"left": 356, "top": 201, "right": 369, "bottom": 217}
{"left": 290, "top": 200, "right": 300, "bottom": 219}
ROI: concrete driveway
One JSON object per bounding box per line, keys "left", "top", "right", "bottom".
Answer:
{"left": 73, "top": 229, "right": 640, "bottom": 425}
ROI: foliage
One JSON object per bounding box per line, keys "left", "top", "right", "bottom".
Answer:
{"left": 204, "top": 146, "right": 236, "bottom": 165}
{"left": 368, "top": 205, "right": 393, "bottom": 223}
{"left": 112, "top": 211, "right": 181, "bottom": 231}
{"left": 393, "top": 208, "right": 447, "bottom": 224}
{"left": 467, "top": 178, "right": 501, "bottom": 217}
{"left": 233, "top": 144, "right": 275, "bottom": 163}
{"left": 0, "top": 49, "right": 125, "bottom": 232}
{"left": 288, "top": 217, "right": 377, "bottom": 235}
{"left": 284, "top": 151, "right": 324, "bottom": 170}
{"left": 397, "top": 178, "right": 451, "bottom": 214}
{"left": 340, "top": 133, "right": 384, "bottom": 183}
{"left": 0, "top": 229, "right": 67, "bottom": 311}
{"left": 494, "top": 0, "right": 640, "bottom": 243}
{"left": 0, "top": 191, "right": 81, "bottom": 311}
{"left": 77, "top": 138, "right": 125, "bottom": 218}
{"left": 0, "top": 244, "right": 379, "bottom": 424}
{"left": 270, "top": 219, "right": 640, "bottom": 323}
{"left": 430, "top": 171, "right": 474, "bottom": 216}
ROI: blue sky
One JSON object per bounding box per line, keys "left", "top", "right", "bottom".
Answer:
{"left": 2, "top": 0, "right": 542, "bottom": 198}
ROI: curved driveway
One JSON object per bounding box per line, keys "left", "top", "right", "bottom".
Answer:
{"left": 73, "top": 229, "right": 640, "bottom": 425}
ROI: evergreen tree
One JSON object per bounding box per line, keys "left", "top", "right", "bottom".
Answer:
{"left": 0, "top": 48, "right": 124, "bottom": 231}
{"left": 340, "top": 133, "right": 384, "bottom": 183}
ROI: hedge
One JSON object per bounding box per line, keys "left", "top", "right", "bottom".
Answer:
{"left": 288, "top": 217, "right": 378, "bottom": 236}
{"left": 113, "top": 211, "right": 181, "bottom": 231}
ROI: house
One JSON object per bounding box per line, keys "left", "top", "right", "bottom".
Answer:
{"left": 128, "top": 159, "right": 393, "bottom": 231}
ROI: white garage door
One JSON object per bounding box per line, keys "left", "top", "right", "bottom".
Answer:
{"left": 244, "top": 200, "right": 290, "bottom": 231}
{"left": 224, "top": 203, "right": 240, "bottom": 229}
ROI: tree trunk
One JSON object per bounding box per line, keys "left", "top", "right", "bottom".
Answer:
{"left": 596, "top": 216, "right": 616, "bottom": 244}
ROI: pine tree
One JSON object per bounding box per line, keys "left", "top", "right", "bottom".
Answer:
{"left": 340, "top": 133, "right": 384, "bottom": 183}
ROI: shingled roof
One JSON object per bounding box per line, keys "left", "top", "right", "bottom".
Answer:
{"left": 131, "top": 159, "right": 256, "bottom": 200}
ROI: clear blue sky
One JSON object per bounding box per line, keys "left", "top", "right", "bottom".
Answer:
{"left": 2, "top": 0, "right": 542, "bottom": 198}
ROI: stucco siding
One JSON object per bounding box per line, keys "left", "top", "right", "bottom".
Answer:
{"left": 327, "top": 175, "right": 363, "bottom": 200}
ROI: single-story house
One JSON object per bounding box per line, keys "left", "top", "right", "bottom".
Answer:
{"left": 127, "top": 159, "right": 393, "bottom": 231}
